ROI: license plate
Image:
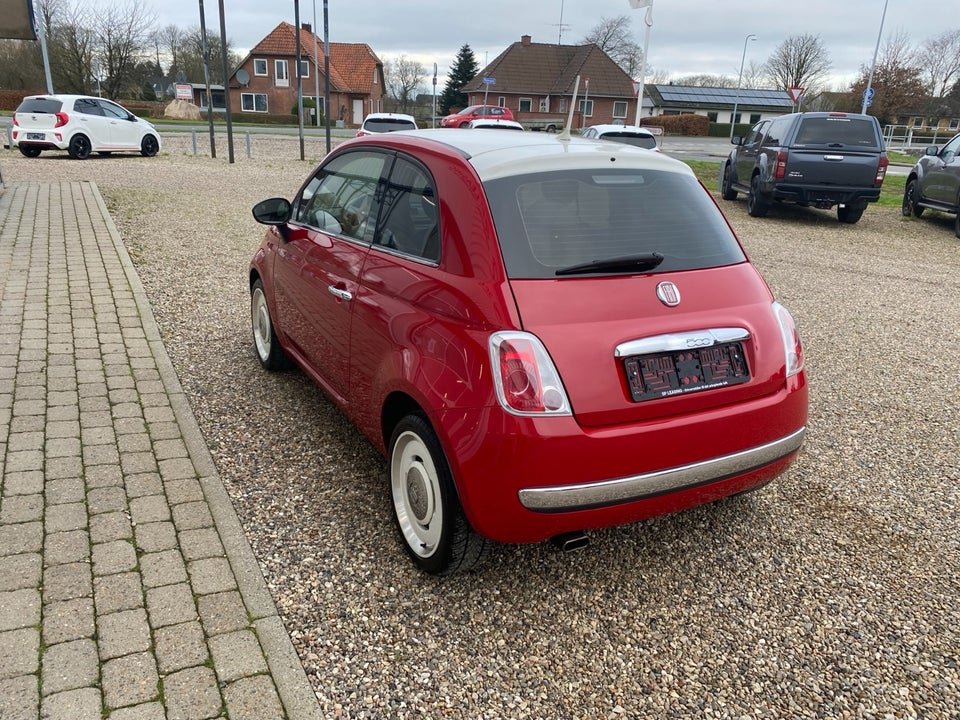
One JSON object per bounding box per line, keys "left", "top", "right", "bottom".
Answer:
{"left": 26, "top": 133, "right": 45, "bottom": 140}
{"left": 623, "top": 342, "right": 750, "bottom": 402}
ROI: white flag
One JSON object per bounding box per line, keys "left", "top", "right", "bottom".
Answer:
{"left": 628, "top": 0, "right": 653, "bottom": 8}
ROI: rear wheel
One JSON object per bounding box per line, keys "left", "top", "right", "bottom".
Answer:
{"left": 250, "top": 279, "right": 289, "bottom": 370}
{"left": 458, "top": 121, "right": 470, "bottom": 128}
{"left": 901, "top": 179, "right": 925, "bottom": 218}
{"left": 720, "top": 163, "right": 738, "bottom": 201}
{"left": 389, "top": 414, "right": 486, "bottom": 575}
{"left": 141, "top": 134, "right": 159, "bottom": 157}
{"left": 837, "top": 204, "right": 865, "bottom": 224}
{"left": 68, "top": 134, "right": 91, "bottom": 160}
{"left": 747, "top": 174, "right": 769, "bottom": 217}
{"left": 18, "top": 145, "right": 41, "bottom": 158}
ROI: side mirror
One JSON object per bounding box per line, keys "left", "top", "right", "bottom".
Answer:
{"left": 731, "top": 135, "right": 742, "bottom": 146}
{"left": 252, "top": 198, "right": 292, "bottom": 225}
{"left": 925, "top": 145, "right": 940, "bottom": 157}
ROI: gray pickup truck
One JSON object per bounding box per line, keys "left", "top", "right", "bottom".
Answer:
{"left": 720, "top": 111, "right": 888, "bottom": 224}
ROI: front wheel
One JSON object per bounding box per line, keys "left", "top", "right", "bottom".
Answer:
{"left": 837, "top": 205, "right": 865, "bottom": 224}
{"left": 901, "top": 179, "right": 925, "bottom": 218}
{"left": 720, "top": 163, "right": 738, "bottom": 201}
{"left": 389, "top": 414, "right": 486, "bottom": 575}
{"left": 68, "top": 134, "right": 91, "bottom": 160}
{"left": 747, "top": 175, "right": 769, "bottom": 217}
{"left": 250, "top": 279, "right": 289, "bottom": 370}
{"left": 141, "top": 134, "right": 159, "bottom": 157}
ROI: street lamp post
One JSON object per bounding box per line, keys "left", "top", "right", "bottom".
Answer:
{"left": 730, "top": 33, "right": 757, "bottom": 140}
{"left": 628, "top": 0, "right": 653, "bottom": 127}
{"left": 861, "top": 0, "right": 889, "bottom": 114}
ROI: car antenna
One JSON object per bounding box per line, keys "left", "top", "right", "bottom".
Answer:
{"left": 558, "top": 75, "right": 581, "bottom": 142}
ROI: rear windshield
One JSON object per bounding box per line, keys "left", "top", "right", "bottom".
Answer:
{"left": 599, "top": 132, "right": 658, "bottom": 150}
{"left": 485, "top": 169, "right": 746, "bottom": 279}
{"left": 363, "top": 118, "right": 416, "bottom": 133}
{"left": 16, "top": 98, "right": 63, "bottom": 114}
{"left": 793, "top": 117, "right": 879, "bottom": 147}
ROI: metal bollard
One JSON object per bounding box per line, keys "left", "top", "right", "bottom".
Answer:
{"left": 246, "top": 131, "right": 251, "bottom": 159}
{"left": 191, "top": 128, "right": 197, "bottom": 156}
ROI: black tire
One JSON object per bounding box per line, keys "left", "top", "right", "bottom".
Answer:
{"left": 837, "top": 205, "right": 865, "bottom": 224}
{"left": 747, "top": 174, "right": 769, "bottom": 217}
{"left": 901, "top": 178, "right": 925, "bottom": 218}
{"left": 250, "top": 279, "right": 289, "bottom": 371}
{"left": 18, "top": 145, "right": 41, "bottom": 158}
{"left": 955, "top": 208, "right": 960, "bottom": 239}
{"left": 141, "top": 134, "right": 159, "bottom": 157}
{"left": 389, "top": 414, "right": 487, "bottom": 575}
{"left": 721, "top": 163, "right": 738, "bottom": 201}
{"left": 458, "top": 121, "right": 470, "bottom": 128}
{"left": 67, "top": 134, "right": 91, "bottom": 160}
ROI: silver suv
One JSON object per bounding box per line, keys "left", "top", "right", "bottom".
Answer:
{"left": 901, "top": 132, "right": 960, "bottom": 238}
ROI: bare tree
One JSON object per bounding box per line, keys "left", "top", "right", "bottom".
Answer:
{"left": 93, "top": 0, "right": 156, "bottom": 98}
{"left": 0, "top": 39, "right": 44, "bottom": 89}
{"left": 741, "top": 60, "right": 772, "bottom": 90}
{"left": 764, "top": 34, "right": 832, "bottom": 95}
{"left": 583, "top": 16, "right": 643, "bottom": 76}
{"left": 916, "top": 28, "right": 960, "bottom": 98}
{"left": 383, "top": 55, "right": 425, "bottom": 113}
{"left": 674, "top": 74, "right": 736, "bottom": 88}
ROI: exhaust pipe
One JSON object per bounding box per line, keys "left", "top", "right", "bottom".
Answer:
{"left": 551, "top": 531, "right": 590, "bottom": 553}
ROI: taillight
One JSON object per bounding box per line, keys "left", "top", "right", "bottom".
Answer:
{"left": 772, "top": 302, "right": 803, "bottom": 378}
{"left": 774, "top": 150, "right": 788, "bottom": 180}
{"left": 54, "top": 112, "right": 69, "bottom": 128}
{"left": 875, "top": 156, "right": 888, "bottom": 185}
{"left": 489, "top": 331, "right": 571, "bottom": 416}
{"left": 12, "top": 116, "right": 19, "bottom": 126}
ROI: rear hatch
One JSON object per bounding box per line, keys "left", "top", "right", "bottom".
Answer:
{"left": 785, "top": 115, "right": 884, "bottom": 186}
{"left": 15, "top": 97, "right": 64, "bottom": 132}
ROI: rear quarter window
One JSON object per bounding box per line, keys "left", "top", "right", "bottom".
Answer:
{"left": 16, "top": 98, "right": 63, "bottom": 114}
{"left": 793, "top": 117, "right": 879, "bottom": 147}
{"left": 486, "top": 169, "right": 746, "bottom": 279}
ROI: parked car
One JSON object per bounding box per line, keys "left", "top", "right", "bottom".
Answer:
{"left": 467, "top": 118, "right": 524, "bottom": 130}
{"left": 357, "top": 112, "right": 418, "bottom": 137}
{"left": 248, "top": 129, "right": 808, "bottom": 574}
{"left": 440, "top": 105, "right": 514, "bottom": 128}
{"left": 581, "top": 124, "right": 660, "bottom": 151}
{"left": 901, "top": 132, "right": 960, "bottom": 238}
{"left": 720, "top": 111, "right": 888, "bottom": 223}
{"left": 11, "top": 94, "right": 161, "bottom": 160}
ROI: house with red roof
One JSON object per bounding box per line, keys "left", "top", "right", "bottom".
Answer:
{"left": 228, "top": 21, "right": 384, "bottom": 125}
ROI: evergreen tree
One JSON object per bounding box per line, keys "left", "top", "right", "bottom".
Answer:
{"left": 439, "top": 44, "right": 479, "bottom": 114}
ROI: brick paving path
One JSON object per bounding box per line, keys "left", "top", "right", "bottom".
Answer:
{"left": 0, "top": 182, "right": 321, "bottom": 720}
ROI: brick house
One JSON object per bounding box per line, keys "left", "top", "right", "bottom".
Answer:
{"left": 461, "top": 35, "right": 639, "bottom": 127}
{"left": 228, "top": 21, "right": 385, "bottom": 125}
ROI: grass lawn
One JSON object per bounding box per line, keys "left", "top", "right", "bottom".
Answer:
{"left": 682, "top": 159, "right": 906, "bottom": 208}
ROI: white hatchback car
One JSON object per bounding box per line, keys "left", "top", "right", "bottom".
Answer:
{"left": 581, "top": 124, "right": 660, "bottom": 151}
{"left": 356, "top": 112, "right": 418, "bottom": 136}
{"left": 12, "top": 94, "right": 161, "bottom": 160}
{"left": 468, "top": 118, "right": 525, "bottom": 131}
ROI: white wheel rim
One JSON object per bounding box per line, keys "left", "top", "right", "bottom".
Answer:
{"left": 391, "top": 430, "right": 442, "bottom": 558}
{"left": 251, "top": 287, "right": 272, "bottom": 361}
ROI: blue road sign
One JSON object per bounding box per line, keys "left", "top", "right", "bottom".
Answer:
{"left": 482, "top": 77, "right": 496, "bottom": 85}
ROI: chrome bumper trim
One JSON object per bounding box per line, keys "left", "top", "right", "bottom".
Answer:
{"left": 518, "top": 427, "right": 806, "bottom": 512}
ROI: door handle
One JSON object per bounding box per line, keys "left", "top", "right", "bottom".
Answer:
{"left": 327, "top": 286, "right": 352, "bottom": 302}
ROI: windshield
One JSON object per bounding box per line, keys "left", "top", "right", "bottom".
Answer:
{"left": 485, "top": 169, "right": 745, "bottom": 279}
{"left": 600, "top": 132, "right": 658, "bottom": 150}
{"left": 17, "top": 97, "right": 62, "bottom": 114}
{"left": 793, "top": 117, "right": 879, "bottom": 147}
{"left": 363, "top": 118, "right": 416, "bottom": 133}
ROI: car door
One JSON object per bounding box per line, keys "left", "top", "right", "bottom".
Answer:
{"left": 735, "top": 120, "right": 769, "bottom": 185}
{"left": 98, "top": 99, "right": 139, "bottom": 149}
{"left": 921, "top": 134, "right": 960, "bottom": 205}
{"left": 272, "top": 149, "right": 390, "bottom": 400}
{"left": 71, "top": 98, "right": 111, "bottom": 148}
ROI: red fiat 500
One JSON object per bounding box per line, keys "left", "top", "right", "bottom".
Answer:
{"left": 249, "top": 129, "right": 808, "bottom": 574}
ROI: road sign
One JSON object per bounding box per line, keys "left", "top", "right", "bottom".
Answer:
{"left": 482, "top": 77, "right": 496, "bottom": 85}
{"left": 787, "top": 87, "right": 804, "bottom": 103}
{"left": 863, "top": 87, "right": 875, "bottom": 100}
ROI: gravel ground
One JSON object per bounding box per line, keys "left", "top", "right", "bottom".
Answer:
{"left": 3, "top": 135, "right": 959, "bottom": 719}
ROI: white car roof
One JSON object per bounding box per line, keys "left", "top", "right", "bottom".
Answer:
{"left": 363, "top": 112, "right": 416, "bottom": 122}
{"left": 584, "top": 124, "right": 656, "bottom": 137}
{"left": 468, "top": 119, "right": 524, "bottom": 130}
{"left": 376, "top": 128, "right": 689, "bottom": 182}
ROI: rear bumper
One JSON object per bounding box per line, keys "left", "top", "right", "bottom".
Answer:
{"left": 772, "top": 184, "right": 881, "bottom": 207}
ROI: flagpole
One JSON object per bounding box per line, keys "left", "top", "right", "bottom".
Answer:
{"left": 629, "top": 0, "right": 653, "bottom": 127}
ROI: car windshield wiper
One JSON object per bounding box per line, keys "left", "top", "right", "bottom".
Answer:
{"left": 555, "top": 252, "right": 664, "bottom": 276}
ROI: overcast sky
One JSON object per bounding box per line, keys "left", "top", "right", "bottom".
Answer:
{"left": 160, "top": 0, "right": 950, "bottom": 89}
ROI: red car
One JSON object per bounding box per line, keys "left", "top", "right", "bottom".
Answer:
{"left": 249, "top": 129, "right": 808, "bottom": 574}
{"left": 439, "top": 104, "right": 515, "bottom": 128}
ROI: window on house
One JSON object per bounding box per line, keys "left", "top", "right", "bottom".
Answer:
{"left": 253, "top": 59, "right": 267, "bottom": 76}
{"left": 241, "top": 93, "right": 268, "bottom": 112}
{"left": 299, "top": 60, "right": 310, "bottom": 78}
{"left": 498, "top": 96, "right": 506, "bottom": 107}
{"left": 275, "top": 60, "right": 289, "bottom": 86}
{"left": 707, "top": 112, "right": 718, "bottom": 122}
{"left": 613, "top": 101, "right": 627, "bottom": 118}
{"left": 912, "top": 116, "right": 924, "bottom": 127}
{"left": 373, "top": 68, "right": 378, "bottom": 85}
{"left": 559, "top": 99, "right": 567, "bottom": 113}
{"left": 519, "top": 98, "right": 533, "bottom": 112}
{"left": 950, "top": 118, "right": 959, "bottom": 130}
{"left": 578, "top": 99, "right": 594, "bottom": 117}
{"left": 730, "top": 112, "right": 742, "bottom": 124}
{"left": 749, "top": 113, "right": 761, "bottom": 124}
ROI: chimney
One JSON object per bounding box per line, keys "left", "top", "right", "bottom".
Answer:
{"left": 521, "top": 35, "right": 531, "bottom": 46}
{"left": 302, "top": 23, "right": 312, "bottom": 33}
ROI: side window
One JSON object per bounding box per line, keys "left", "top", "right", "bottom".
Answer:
{"left": 743, "top": 121, "right": 766, "bottom": 146}
{"left": 762, "top": 118, "right": 788, "bottom": 147}
{"left": 940, "top": 134, "right": 960, "bottom": 161}
{"left": 374, "top": 156, "right": 440, "bottom": 263}
{"left": 74, "top": 98, "right": 103, "bottom": 116}
{"left": 98, "top": 101, "right": 129, "bottom": 120}
{"left": 294, "top": 150, "right": 389, "bottom": 244}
